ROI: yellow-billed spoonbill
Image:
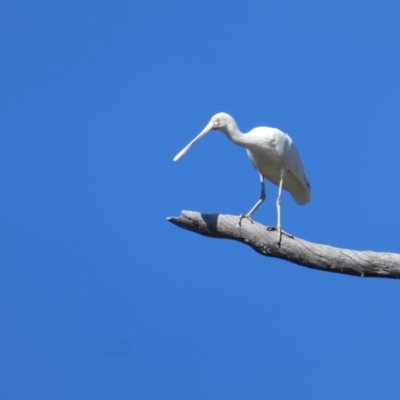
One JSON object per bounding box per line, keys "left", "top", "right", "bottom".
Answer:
{"left": 174, "top": 112, "right": 310, "bottom": 244}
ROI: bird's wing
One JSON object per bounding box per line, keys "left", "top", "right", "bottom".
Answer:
{"left": 274, "top": 130, "right": 310, "bottom": 203}
{"left": 274, "top": 131, "right": 305, "bottom": 180}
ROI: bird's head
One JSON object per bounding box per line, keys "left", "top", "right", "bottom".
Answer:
{"left": 209, "top": 112, "right": 235, "bottom": 132}
{"left": 173, "top": 112, "right": 234, "bottom": 162}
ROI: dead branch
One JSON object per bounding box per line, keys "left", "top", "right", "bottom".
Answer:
{"left": 167, "top": 210, "right": 400, "bottom": 279}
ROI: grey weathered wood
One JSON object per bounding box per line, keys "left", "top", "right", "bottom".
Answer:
{"left": 167, "top": 210, "right": 400, "bottom": 279}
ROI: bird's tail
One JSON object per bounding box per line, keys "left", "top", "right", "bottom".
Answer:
{"left": 288, "top": 173, "right": 311, "bottom": 205}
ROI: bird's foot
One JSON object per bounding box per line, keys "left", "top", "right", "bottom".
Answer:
{"left": 238, "top": 214, "right": 253, "bottom": 227}
{"left": 267, "top": 227, "right": 293, "bottom": 246}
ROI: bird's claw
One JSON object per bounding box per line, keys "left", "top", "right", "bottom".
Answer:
{"left": 238, "top": 214, "right": 253, "bottom": 227}
{"left": 267, "top": 227, "right": 293, "bottom": 246}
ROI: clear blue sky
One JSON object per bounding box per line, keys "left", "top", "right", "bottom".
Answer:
{"left": 1, "top": 1, "right": 400, "bottom": 398}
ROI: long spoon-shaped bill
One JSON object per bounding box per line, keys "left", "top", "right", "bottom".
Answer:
{"left": 173, "top": 120, "right": 215, "bottom": 162}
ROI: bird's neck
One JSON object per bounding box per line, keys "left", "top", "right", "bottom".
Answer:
{"left": 219, "top": 121, "right": 248, "bottom": 147}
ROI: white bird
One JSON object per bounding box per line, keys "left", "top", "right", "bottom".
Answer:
{"left": 173, "top": 113, "right": 310, "bottom": 244}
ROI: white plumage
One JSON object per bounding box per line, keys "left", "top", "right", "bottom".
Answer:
{"left": 174, "top": 112, "right": 310, "bottom": 242}
{"left": 244, "top": 126, "right": 310, "bottom": 205}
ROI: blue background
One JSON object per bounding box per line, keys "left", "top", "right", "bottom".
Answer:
{"left": 1, "top": 1, "right": 400, "bottom": 398}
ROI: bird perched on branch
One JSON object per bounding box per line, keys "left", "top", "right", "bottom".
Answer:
{"left": 173, "top": 112, "right": 310, "bottom": 245}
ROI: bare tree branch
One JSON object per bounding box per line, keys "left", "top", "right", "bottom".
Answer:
{"left": 167, "top": 210, "right": 400, "bottom": 279}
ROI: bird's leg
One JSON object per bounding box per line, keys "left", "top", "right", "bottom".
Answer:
{"left": 276, "top": 169, "right": 284, "bottom": 241}
{"left": 239, "top": 174, "right": 265, "bottom": 226}
{"left": 267, "top": 169, "right": 293, "bottom": 245}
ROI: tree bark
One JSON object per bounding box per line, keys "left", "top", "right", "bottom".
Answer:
{"left": 167, "top": 210, "right": 400, "bottom": 279}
